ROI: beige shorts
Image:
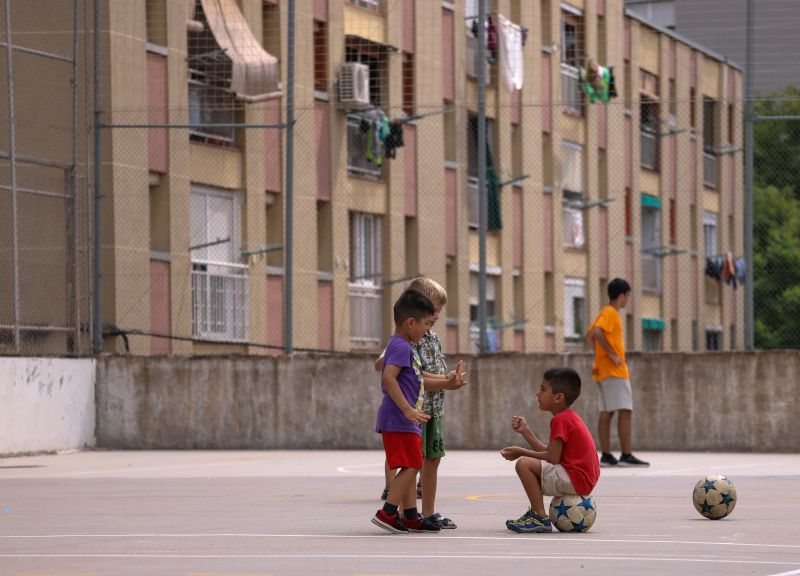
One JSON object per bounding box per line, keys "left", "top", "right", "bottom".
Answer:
{"left": 540, "top": 461, "right": 578, "bottom": 497}
{"left": 596, "top": 376, "right": 633, "bottom": 412}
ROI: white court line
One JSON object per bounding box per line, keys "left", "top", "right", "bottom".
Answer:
{"left": 335, "top": 464, "right": 384, "bottom": 476}
{"left": 769, "top": 570, "right": 800, "bottom": 576}
{"left": 643, "top": 462, "right": 781, "bottom": 476}
{"left": 0, "top": 554, "right": 798, "bottom": 567}
{"left": 4, "top": 533, "right": 800, "bottom": 550}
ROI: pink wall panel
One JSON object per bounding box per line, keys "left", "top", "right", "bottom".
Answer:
{"left": 728, "top": 155, "right": 735, "bottom": 215}
{"left": 625, "top": 242, "right": 633, "bottom": 284}
{"left": 541, "top": 53, "right": 551, "bottom": 133}
{"left": 313, "top": 0, "right": 327, "bottom": 22}
{"left": 147, "top": 53, "right": 168, "bottom": 174}
{"left": 442, "top": 8, "right": 454, "bottom": 101}
{"left": 624, "top": 115, "right": 632, "bottom": 189}
{"left": 315, "top": 99, "right": 330, "bottom": 201}
{"left": 267, "top": 274, "right": 284, "bottom": 354}
{"left": 514, "top": 331, "right": 524, "bottom": 353}
{"left": 512, "top": 186, "right": 523, "bottom": 268}
{"left": 404, "top": 124, "right": 417, "bottom": 217}
{"left": 445, "top": 168, "right": 457, "bottom": 257}
{"left": 690, "top": 51, "right": 697, "bottom": 87}
{"left": 728, "top": 66, "right": 736, "bottom": 101}
{"left": 511, "top": 88, "right": 521, "bottom": 125}
{"left": 447, "top": 325, "right": 458, "bottom": 355}
{"left": 624, "top": 18, "right": 631, "bottom": 61}
{"left": 317, "top": 280, "right": 333, "bottom": 351}
{"left": 690, "top": 139, "right": 697, "bottom": 205}
{"left": 691, "top": 256, "right": 698, "bottom": 321}
{"left": 671, "top": 256, "right": 678, "bottom": 320}
{"left": 670, "top": 135, "right": 677, "bottom": 199}
{"left": 543, "top": 193, "right": 553, "bottom": 272}
{"left": 598, "top": 103, "right": 606, "bottom": 149}
{"left": 545, "top": 333, "right": 555, "bottom": 353}
{"left": 669, "top": 38, "right": 676, "bottom": 80}
{"left": 265, "top": 103, "right": 282, "bottom": 193}
{"left": 599, "top": 206, "right": 608, "bottom": 279}
{"left": 402, "top": 0, "right": 414, "bottom": 54}
{"left": 598, "top": 0, "right": 605, "bottom": 16}
{"left": 149, "top": 259, "right": 171, "bottom": 355}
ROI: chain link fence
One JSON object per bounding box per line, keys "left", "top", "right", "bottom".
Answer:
{"left": 2, "top": 0, "right": 799, "bottom": 356}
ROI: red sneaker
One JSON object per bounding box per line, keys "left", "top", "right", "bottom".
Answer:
{"left": 403, "top": 514, "right": 441, "bottom": 533}
{"left": 372, "top": 510, "right": 408, "bottom": 534}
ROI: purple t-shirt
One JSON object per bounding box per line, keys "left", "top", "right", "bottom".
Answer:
{"left": 375, "top": 335, "right": 422, "bottom": 435}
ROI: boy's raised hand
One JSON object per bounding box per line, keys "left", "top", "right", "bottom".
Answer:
{"left": 402, "top": 406, "right": 431, "bottom": 424}
{"left": 446, "top": 360, "right": 468, "bottom": 390}
{"left": 500, "top": 446, "right": 524, "bottom": 461}
{"left": 512, "top": 415, "right": 529, "bottom": 435}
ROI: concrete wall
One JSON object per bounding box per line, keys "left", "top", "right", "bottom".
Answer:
{"left": 0, "top": 358, "right": 96, "bottom": 456}
{"left": 95, "top": 351, "right": 800, "bottom": 453}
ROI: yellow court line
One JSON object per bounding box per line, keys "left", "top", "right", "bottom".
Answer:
{"left": 17, "top": 573, "right": 103, "bottom": 576}
{"left": 187, "top": 573, "right": 274, "bottom": 576}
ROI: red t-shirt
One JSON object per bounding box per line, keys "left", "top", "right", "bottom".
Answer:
{"left": 549, "top": 409, "right": 600, "bottom": 495}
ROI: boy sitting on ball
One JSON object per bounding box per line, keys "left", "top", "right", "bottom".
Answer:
{"left": 501, "top": 367, "right": 600, "bottom": 533}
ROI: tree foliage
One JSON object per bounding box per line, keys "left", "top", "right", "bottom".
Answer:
{"left": 754, "top": 85, "right": 800, "bottom": 196}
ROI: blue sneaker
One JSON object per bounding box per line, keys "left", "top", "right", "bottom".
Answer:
{"left": 507, "top": 508, "right": 552, "bottom": 533}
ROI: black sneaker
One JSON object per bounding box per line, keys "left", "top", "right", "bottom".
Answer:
{"left": 600, "top": 453, "right": 619, "bottom": 467}
{"left": 424, "top": 512, "right": 457, "bottom": 529}
{"left": 380, "top": 487, "right": 390, "bottom": 501}
{"left": 619, "top": 453, "right": 650, "bottom": 467}
{"left": 404, "top": 513, "right": 441, "bottom": 533}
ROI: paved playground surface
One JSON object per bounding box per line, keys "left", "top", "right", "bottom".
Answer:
{"left": 1, "top": 450, "right": 799, "bottom": 576}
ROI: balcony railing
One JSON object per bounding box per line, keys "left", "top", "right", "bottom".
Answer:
{"left": 467, "top": 176, "right": 479, "bottom": 228}
{"left": 349, "top": 283, "right": 383, "bottom": 349}
{"left": 640, "top": 130, "right": 658, "bottom": 170}
{"left": 703, "top": 151, "right": 717, "bottom": 188}
{"left": 561, "top": 63, "right": 582, "bottom": 115}
{"left": 562, "top": 205, "right": 584, "bottom": 249}
{"left": 641, "top": 252, "right": 662, "bottom": 294}
{"left": 191, "top": 264, "right": 249, "bottom": 342}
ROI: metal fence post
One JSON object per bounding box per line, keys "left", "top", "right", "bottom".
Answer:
{"left": 93, "top": 0, "right": 103, "bottom": 353}
{"left": 285, "top": 0, "right": 295, "bottom": 354}
{"left": 744, "top": 0, "right": 754, "bottom": 350}
{"left": 477, "top": 0, "right": 488, "bottom": 353}
{"left": 4, "top": 0, "right": 20, "bottom": 354}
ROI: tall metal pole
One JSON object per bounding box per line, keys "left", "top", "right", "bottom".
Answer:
{"left": 93, "top": 0, "right": 103, "bottom": 353}
{"left": 84, "top": 0, "right": 93, "bottom": 350}
{"left": 477, "top": 0, "right": 488, "bottom": 352}
{"left": 744, "top": 0, "right": 754, "bottom": 350}
{"left": 284, "top": 0, "right": 295, "bottom": 354}
{"left": 73, "top": 0, "right": 81, "bottom": 353}
{"left": 4, "top": 0, "right": 20, "bottom": 354}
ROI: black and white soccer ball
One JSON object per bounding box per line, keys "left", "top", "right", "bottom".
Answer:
{"left": 549, "top": 494, "right": 597, "bottom": 532}
{"left": 692, "top": 475, "right": 737, "bottom": 519}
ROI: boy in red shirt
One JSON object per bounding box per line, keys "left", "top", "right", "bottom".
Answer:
{"left": 500, "top": 367, "right": 600, "bottom": 533}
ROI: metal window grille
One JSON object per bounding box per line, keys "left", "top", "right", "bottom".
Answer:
{"left": 562, "top": 204, "right": 584, "bottom": 248}
{"left": 349, "top": 212, "right": 382, "bottom": 348}
{"left": 467, "top": 176, "right": 479, "bottom": 228}
{"left": 641, "top": 206, "right": 662, "bottom": 293}
{"left": 188, "top": 75, "right": 237, "bottom": 144}
{"left": 641, "top": 130, "right": 658, "bottom": 170}
{"left": 563, "top": 278, "right": 586, "bottom": 339}
{"left": 703, "top": 151, "right": 717, "bottom": 188}
{"left": 346, "top": 116, "right": 382, "bottom": 180}
{"left": 561, "top": 63, "right": 582, "bottom": 115}
{"left": 191, "top": 265, "right": 249, "bottom": 342}
{"left": 703, "top": 211, "right": 718, "bottom": 257}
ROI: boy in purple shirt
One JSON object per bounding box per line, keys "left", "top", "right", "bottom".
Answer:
{"left": 372, "top": 289, "right": 465, "bottom": 534}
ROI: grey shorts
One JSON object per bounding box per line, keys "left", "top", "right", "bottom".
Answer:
{"left": 596, "top": 377, "right": 633, "bottom": 412}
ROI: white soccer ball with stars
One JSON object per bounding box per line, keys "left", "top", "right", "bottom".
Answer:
{"left": 692, "top": 475, "right": 737, "bottom": 520}
{"left": 549, "top": 494, "right": 597, "bottom": 532}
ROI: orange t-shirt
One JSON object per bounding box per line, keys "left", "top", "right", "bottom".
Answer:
{"left": 589, "top": 306, "right": 629, "bottom": 381}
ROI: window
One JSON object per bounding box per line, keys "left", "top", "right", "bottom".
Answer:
{"left": 706, "top": 326, "right": 722, "bottom": 351}
{"left": 467, "top": 114, "right": 494, "bottom": 227}
{"left": 403, "top": 53, "right": 414, "bottom": 116}
{"left": 188, "top": 80, "right": 237, "bottom": 145}
{"left": 190, "top": 185, "right": 249, "bottom": 342}
{"left": 640, "top": 70, "right": 660, "bottom": 171}
{"left": 469, "top": 272, "right": 499, "bottom": 352}
{"left": 564, "top": 278, "right": 586, "bottom": 340}
{"left": 346, "top": 0, "right": 379, "bottom": 13}
{"left": 703, "top": 97, "right": 717, "bottom": 187}
{"left": 641, "top": 202, "right": 661, "bottom": 293}
{"left": 643, "top": 329, "right": 662, "bottom": 351}
{"left": 314, "top": 20, "right": 327, "bottom": 91}
{"left": 561, "top": 10, "right": 583, "bottom": 115}
{"left": 703, "top": 211, "right": 718, "bottom": 257}
{"left": 562, "top": 141, "right": 584, "bottom": 248}
{"left": 347, "top": 115, "right": 383, "bottom": 180}
{"left": 467, "top": 176, "right": 479, "bottom": 228}
{"left": 349, "top": 212, "right": 382, "bottom": 348}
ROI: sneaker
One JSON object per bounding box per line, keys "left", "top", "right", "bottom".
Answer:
{"left": 371, "top": 510, "right": 408, "bottom": 534}
{"left": 424, "top": 512, "right": 457, "bottom": 529}
{"left": 600, "top": 453, "right": 619, "bottom": 467}
{"left": 417, "top": 481, "right": 423, "bottom": 499}
{"left": 403, "top": 513, "right": 441, "bottom": 533}
{"left": 619, "top": 453, "right": 650, "bottom": 467}
{"left": 380, "top": 487, "right": 390, "bottom": 501}
{"left": 507, "top": 509, "right": 552, "bottom": 534}
{"left": 506, "top": 508, "right": 532, "bottom": 526}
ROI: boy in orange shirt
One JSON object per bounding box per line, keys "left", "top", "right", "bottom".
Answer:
{"left": 585, "top": 278, "right": 649, "bottom": 468}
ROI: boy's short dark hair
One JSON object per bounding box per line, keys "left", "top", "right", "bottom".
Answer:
{"left": 394, "top": 289, "right": 435, "bottom": 326}
{"left": 608, "top": 278, "right": 632, "bottom": 301}
{"left": 544, "top": 367, "right": 582, "bottom": 406}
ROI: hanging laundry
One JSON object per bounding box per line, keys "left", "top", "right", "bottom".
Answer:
{"left": 705, "top": 257, "right": 723, "bottom": 282}
{"left": 498, "top": 14, "right": 524, "bottom": 93}
{"left": 487, "top": 17, "right": 499, "bottom": 64}
{"left": 384, "top": 121, "right": 404, "bottom": 159}
{"left": 608, "top": 66, "right": 618, "bottom": 99}
{"left": 721, "top": 253, "right": 735, "bottom": 283}
{"left": 359, "top": 118, "right": 370, "bottom": 133}
{"left": 521, "top": 27, "right": 528, "bottom": 47}
{"left": 734, "top": 257, "right": 746, "bottom": 286}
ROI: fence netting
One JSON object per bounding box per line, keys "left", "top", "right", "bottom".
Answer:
{"left": 2, "top": 0, "right": 800, "bottom": 356}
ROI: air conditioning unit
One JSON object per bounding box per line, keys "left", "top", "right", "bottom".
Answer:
{"left": 339, "top": 62, "right": 370, "bottom": 106}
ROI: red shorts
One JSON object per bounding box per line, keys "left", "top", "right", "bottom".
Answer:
{"left": 381, "top": 431, "right": 423, "bottom": 470}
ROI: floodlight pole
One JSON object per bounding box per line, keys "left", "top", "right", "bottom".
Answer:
{"left": 285, "top": 0, "right": 295, "bottom": 354}
{"left": 477, "top": 0, "right": 488, "bottom": 353}
{"left": 744, "top": 0, "right": 754, "bottom": 350}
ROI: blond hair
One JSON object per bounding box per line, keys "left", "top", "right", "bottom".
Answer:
{"left": 407, "top": 277, "right": 447, "bottom": 306}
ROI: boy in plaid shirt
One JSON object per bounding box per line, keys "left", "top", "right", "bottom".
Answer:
{"left": 375, "top": 277, "right": 465, "bottom": 529}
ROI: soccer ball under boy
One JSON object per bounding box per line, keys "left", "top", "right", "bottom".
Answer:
{"left": 549, "top": 494, "right": 597, "bottom": 532}
{"left": 692, "top": 475, "right": 737, "bottom": 519}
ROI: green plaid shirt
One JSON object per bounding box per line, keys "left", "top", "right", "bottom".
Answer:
{"left": 413, "top": 331, "right": 447, "bottom": 418}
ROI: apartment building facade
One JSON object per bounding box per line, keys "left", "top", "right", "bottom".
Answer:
{"left": 86, "top": 0, "right": 744, "bottom": 356}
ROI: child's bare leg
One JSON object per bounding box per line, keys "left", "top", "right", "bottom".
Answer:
{"left": 421, "top": 457, "right": 440, "bottom": 517}
{"left": 618, "top": 409, "right": 632, "bottom": 454}
{"left": 515, "top": 457, "right": 546, "bottom": 517}
{"left": 386, "top": 467, "right": 418, "bottom": 508}
{"left": 598, "top": 411, "right": 614, "bottom": 454}
{"left": 384, "top": 460, "right": 396, "bottom": 488}
{"left": 402, "top": 471, "right": 418, "bottom": 512}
